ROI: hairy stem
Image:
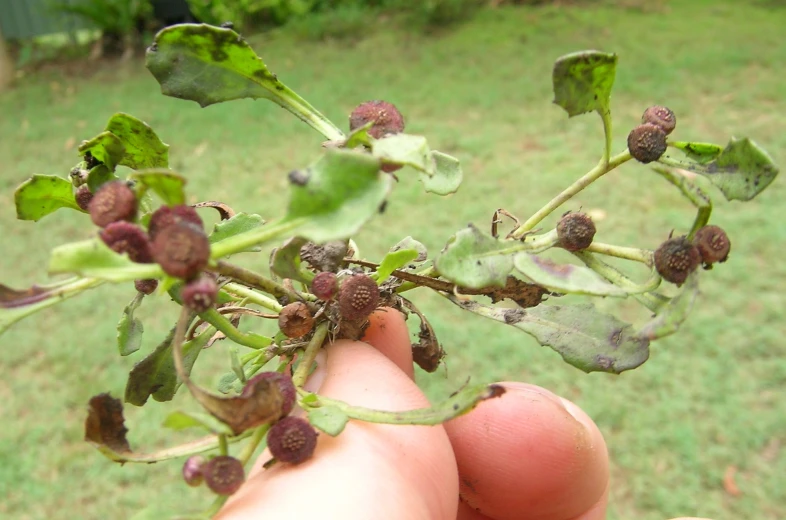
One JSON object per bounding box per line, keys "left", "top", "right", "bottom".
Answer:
{"left": 198, "top": 308, "right": 273, "bottom": 350}
{"left": 292, "top": 322, "right": 329, "bottom": 387}
{"left": 513, "top": 149, "right": 632, "bottom": 237}
{"left": 222, "top": 283, "right": 283, "bottom": 312}
{"left": 573, "top": 251, "right": 663, "bottom": 309}
{"left": 585, "top": 242, "right": 654, "bottom": 266}
{"left": 216, "top": 261, "right": 302, "bottom": 303}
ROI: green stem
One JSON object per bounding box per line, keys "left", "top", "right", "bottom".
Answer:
{"left": 652, "top": 167, "right": 712, "bottom": 239}
{"left": 292, "top": 322, "right": 329, "bottom": 387}
{"left": 585, "top": 242, "right": 653, "bottom": 266}
{"left": 198, "top": 308, "right": 273, "bottom": 350}
{"left": 203, "top": 494, "right": 230, "bottom": 519}
{"left": 305, "top": 383, "right": 504, "bottom": 426}
{"left": 512, "top": 149, "right": 632, "bottom": 238}
{"left": 215, "top": 261, "right": 301, "bottom": 303}
{"left": 223, "top": 283, "right": 283, "bottom": 312}
{"left": 218, "top": 434, "right": 229, "bottom": 456}
{"left": 210, "top": 218, "right": 304, "bottom": 260}
{"left": 599, "top": 108, "right": 613, "bottom": 165}
{"left": 93, "top": 429, "right": 254, "bottom": 464}
{"left": 238, "top": 424, "right": 270, "bottom": 466}
{"left": 271, "top": 83, "right": 345, "bottom": 142}
{"left": 573, "top": 251, "right": 663, "bottom": 309}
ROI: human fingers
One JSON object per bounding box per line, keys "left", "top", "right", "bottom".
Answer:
{"left": 445, "top": 383, "right": 609, "bottom": 520}
{"left": 219, "top": 316, "right": 456, "bottom": 520}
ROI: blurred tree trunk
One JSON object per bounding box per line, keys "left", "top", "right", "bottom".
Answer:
{"left": 0, "top": 28, "right": 13, "bottom": 92}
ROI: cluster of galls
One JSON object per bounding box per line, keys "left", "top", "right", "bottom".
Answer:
{"left": 181, "top": 372, "right": 318, "bottom": 496}
{"left": 627, "top": 105, "right": 676, "bottom": 164}
{"left": 654, "top": 225, "right": 731, "bottom": 286}
{"left": 86, "top": 180, "right": 216, "bottom": 312}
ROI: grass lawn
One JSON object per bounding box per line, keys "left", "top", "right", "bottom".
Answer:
{"left": 1, "top": 1, "right": 785, "bottom": 519}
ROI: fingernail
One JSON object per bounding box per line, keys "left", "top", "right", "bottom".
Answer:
{"left": 559, "top": 397, "right": 595, "bottom": 436}
{"left": 502, "top": 382, "right": 568, "bottom": 409}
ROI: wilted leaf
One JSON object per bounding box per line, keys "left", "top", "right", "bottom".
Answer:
{"left": 130, "top": 169, "right": 186, "bottom": 205}
{"left": 270, "top": 236, "right": 312, "bottom": 283}
{"left": 14, "top": 175, "right": 81, "bottom": 221}
{"left": 284, "top": 149, "right": 392, "bottom": 243}
{"left": 636, "top": 273, "right": 699, "bottom": 341}
{"left": 400, "top": 297, "right": 445, "bottom": 373}
{"left": 307, "top": 406, "right": 349, "bottom": 436}
{"left": 436, "top": 224, "right": 515, "bottom": 289}
{"left": 552, "top": 50, "right": 617, "bottom": 117}
{"left": 85, "top": 393, "right": 131, "bottom": 454}
{"left": 659, "top": 137, "right": 779, "bottom": 201}
{"left": 209, "top": 213, "right": 266, "bottom": 253}
{"left": 124, "top": 326, "right": 209, "bottom": 406}
{"left": 117, "top": 294, "right": 144, "bottom": 356}
{"left": 376, "top": 249, "right": 419, "bottom": 283}
{"left": 372, "top": 134, "right": 431, "bottom": 171}
{"left": 425, "top": 150, "right": 462, "bottom": 195}
{"left": 514, "top": 253, "right": 627, "bottom": 297}
{"left": 105, "top": 113, "right": 169, "bottom": 169}
{"left": 448, "top": 296, "right": 649, "bottom": 374}
{"left": 146, "top": 24, "right": 342, "bottom": 139}
{"left": 78, "top": 131, "right": 126, "bottom": 171}
{"left": 162, "top": 410, "right": 234, "bottom": 435}
{"left": 49, "top": 239, "right": 162, "bottom": 282}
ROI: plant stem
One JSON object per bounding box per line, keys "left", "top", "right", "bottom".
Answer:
{"left": 572, "top": 251, "right": 663, "bottom": 309}
{"left": 292, "top": 322, "right": 329, "bottom": 387}
{"left": 203, "top": 494, "right": 230, "bottom": 519}
{"left": 585, "top": 242, "right": 653, "bottom": 266}
{"left": 271, "top": 83, "right": 345, "bottom": 142}
{"left": 93, "top": 430, "right": 255, "bottom": 464}
{"left": 652, "top": 167, "right": 712, "bottom": 239}
{"left": 209, "top": 218, "right": 304, "bottom": 260}
{"left": 198, "top": 308, "right": 273, "bottom": 350}
{"left": 599, "top": 108, "right": 613, "bottom": 165}
{"left": 218, "top": 434, "right": 229, "bottom": 456}
{"left": 216, "top": 261, "right": 302, "bottom": 303}
{"left": 238, "top": 424, "right": 270, "bottom": 466}
{"left": 512, "top": 149, "right": 632, "bottom": 237}
{"left": 223, "top": 283, "right": 283, "bottom": 312}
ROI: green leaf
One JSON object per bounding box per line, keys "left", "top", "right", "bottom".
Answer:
{"left": 426, "top": 150, "right": 463, "bottom": 196}
{"left": 209, "top": 213, "right": 266, "bottom": 253}
{"left": 145, "top": 24, "right": 342, "bottom": 139}
{"left": 436, "top": 224, "right": 515, "bottom": 289}
{"left": 124, "top": 326, "right": 211, "bottom": 406}
{"left": 129, "top": 169, "right": 186, "bottom": 206}
{"left": 449, "top": 297, "right": 650, "bottom": 374}
{"left": 270, "top": 236, "right": 313, "bottom": 284}
{"left": 375, "top": 249, "right": 419, "bottom": 283}
{"left": 78, "top": 131, "right": 126, "bottom": 171}
{"left": 636, "top": 273, "right": 699, "bottom": 341}
{"left": 552, "top": 50, "right": 617, "bottom": 117}
{"left": 117, "top": 294, "right": 144, "bottom": 356}
{"left": 513, "top": 253, "right": 627, "bottom": 297}
{"left": 49, "top": 239, "right": 162, "bottom": 282}
{"left": 105, "top": 113, "right": 170, "bottom": 169}
{"left": 283, "top": 149, "right": 392, "bottom": 243}
{"left": 669, "top": 141, "right": 722, "bottom": 164}
{"left": 162, "top": 410, "right": 234, "bottom": 435}
{"left": 14, "top": 175, "right": 80, "bottom": 221}
{"left": 307, "top": 406, "right": 349, "bottom": 436}
{"left": 390, "top": 236, "right": 428, "bottom": 264}
{"left": 343, "top": 123, "right": 373, "bottom": 148}
{"left": 372, "top": 134, "right": 431, "bottom": 171}
{"left": 86, "top": 164, "right": 119, "bottom": 193}
{"left": 659, "top": 137, "right": 778, "bottom": 201}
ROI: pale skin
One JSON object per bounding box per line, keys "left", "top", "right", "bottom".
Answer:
{"left": 218, "top": 308, "right": 711, "bottom": 520}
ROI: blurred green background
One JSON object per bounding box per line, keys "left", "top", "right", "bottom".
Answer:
{"left": 1, "top": 1, "right": 785, "bottom": 519}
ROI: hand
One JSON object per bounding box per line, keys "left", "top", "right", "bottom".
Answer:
{"left": 218, "top": 309, "right": 709, "bottom": 520}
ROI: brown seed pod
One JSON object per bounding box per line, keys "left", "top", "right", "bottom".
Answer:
{"left": 75, "top": 185, "right": 93, "bottom": 212}
{"left": 267, "top": 416, "right": 318, "bottom": 465}
{"left": 349, "top": 100, "right": 405, "bottom": 139}
{"left": 88, "top": 181, "right": 138, "bottom": 228}
{"left": 627, "top": 123, "right": 667, "bottom": 164}
{"left": 134, "top": 278, "right": 159, "bottom": 295}
{"left": 148, "top": 204, "right": 203, "bottom": 241}
{"left": 557, "top": 212, "right": 596, "bottom": 252}
{"left": 654, "top": 236, "right": 701, "bottom": 285}
{"left": 203, "top": 456, "right": 245, "bottom": 496}
{"left": 311, "top": 272, "right": 338, "bottom": 300}
{"left": 181, "top": 275, "right": 219, "bottom": 313}
{"left": 151, "top": 222, "right": 211, "bottom": 280}
{"left": 278, "top": 302, "right": 315, "bottom": 338}
{"left": 338, "top": 274, "right": 380, "bottom": 321}
{"left": 693, "top": 225, "right": 731, "bottom": 265}
{"left": 182, "top": 455, "right": 206, "bottom": 487}
{"left": 242, "top": 372, "right": 296, "bottom": 418}
{"left": 641, "top": 105, "right": 676, "bottom": 135}
{"left": 99, "top": 221, "right": 154, "bottom": 263}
